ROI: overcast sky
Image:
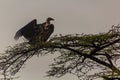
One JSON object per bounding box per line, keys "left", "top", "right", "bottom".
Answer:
{"left": 1, "top": 0, "right": 120, "bottom": 80}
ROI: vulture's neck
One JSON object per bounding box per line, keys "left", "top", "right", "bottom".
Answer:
{"left": 44, "top": 20, "right": 50, "bottom": 29}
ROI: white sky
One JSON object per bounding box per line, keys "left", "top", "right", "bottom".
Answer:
{"left": 0, "top": 0, "right": 120, "bottom": 80}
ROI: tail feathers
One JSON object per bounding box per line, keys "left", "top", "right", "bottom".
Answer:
{"left": 14, "top": 30, "right": 22, "bottom": 40}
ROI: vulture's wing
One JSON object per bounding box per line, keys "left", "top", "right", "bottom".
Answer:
{"left": 14, "top": 19, "right": 37, "bottom": 40}
{"left": 42, "top": 24, "right": 54, "bottom": 41}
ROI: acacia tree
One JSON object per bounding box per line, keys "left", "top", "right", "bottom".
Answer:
{"left": 0, "top": 25, "right": 120, "bottom": 80}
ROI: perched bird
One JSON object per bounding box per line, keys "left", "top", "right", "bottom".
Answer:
{"left": 14, "top": 17, "right": 54, "bottom": 44}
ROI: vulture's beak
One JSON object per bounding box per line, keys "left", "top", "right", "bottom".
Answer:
{"left": 50, "top": 18, "right": 54, "bottom": 21}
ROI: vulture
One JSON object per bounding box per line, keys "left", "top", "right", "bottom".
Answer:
{"left": 14, "top": 17, "right": 54, "bottom": 44}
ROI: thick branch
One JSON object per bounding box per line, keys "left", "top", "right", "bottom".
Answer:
{"left": 52, "top": 45, "right": 120, "bottom": 75}
{"left": 91, "top": 38, "right": 120, "bottom": 55}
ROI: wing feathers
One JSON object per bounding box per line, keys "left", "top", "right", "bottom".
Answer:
{"left": 14, "top": 29, "right": 22, "bottom": 40}
{"left": 14, "top": 19, "right": 37, "bottom": 40}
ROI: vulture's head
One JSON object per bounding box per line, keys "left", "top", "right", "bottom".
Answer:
{"left": 47, "top": 17, "right": 54, "bottom": 22}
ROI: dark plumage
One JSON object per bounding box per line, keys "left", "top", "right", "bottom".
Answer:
{"left": 14, "top": 17, "right": 54, "bottom": 43}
